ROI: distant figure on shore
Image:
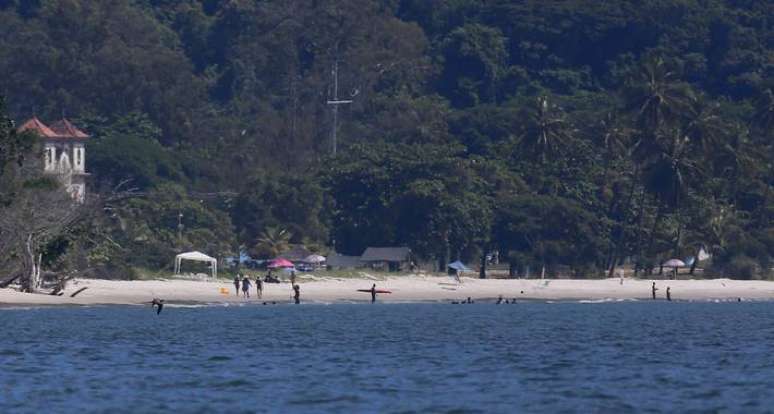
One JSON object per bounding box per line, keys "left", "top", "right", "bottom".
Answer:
{"left": 666, "top": 286, "right": 671, "bottom": 301}
{"left": 370, "top": 284, "right": 377, "bottom": 303}
{"left": 151, "top": 298, "right": 164, "bottom": 315}
{"left": 652, "top": 282, "right": 658, "bottom": 300}
{"left": 233, "top": 275, "right": 241, "bottom": 296}
{"left": 466, "top": 297, "right": 473, "bottom": 304}
{"left": 256, "top": 277, "right": 263, "bottom": 298}
{"left": 293, "top": 284, "right": 300, "bottom": 304}
{"left": 496, "top": 295, "right": 503, "bottom": 304}
{"left": 290, "top": 270, "right": 296, "bottom": 286}
{"left": 241, "top": 276, "right": 251, "bottom": 298}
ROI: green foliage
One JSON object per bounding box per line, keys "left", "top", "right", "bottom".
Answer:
{"left": 0, "top": 1, "right": 772, "bottom": 278}
{"left": 86, "top": 113, "right": 184, "bottom": 190}
{"left": 99, "top": 183, "right": 237, "bottom": 269}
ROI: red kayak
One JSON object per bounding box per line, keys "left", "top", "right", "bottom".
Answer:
{"left": 357, "top": 289, "right": 392, "bottom": 294}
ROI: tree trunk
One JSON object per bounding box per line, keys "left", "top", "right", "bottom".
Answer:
{"left": 607, "top": 169, "right": 639, "bottom": 277}
{"left": 645, "top": 202, "right": 665, "bottom": 271}
{"left": 633, "top": 188, "right": 647, "bottom": 276}
{"left": 23, "top": 234, "right": 40, "bottom": 293}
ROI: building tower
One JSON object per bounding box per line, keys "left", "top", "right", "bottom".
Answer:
{"left": 17, "top": 117, "right": 90, "bottom": 203}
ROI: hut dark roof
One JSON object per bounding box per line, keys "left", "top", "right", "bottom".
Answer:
{"left": 326, "top": 254, "right": 361, "bottom": 268}
{"left": 360, "top": 247, "right": 411, "bottom": 262}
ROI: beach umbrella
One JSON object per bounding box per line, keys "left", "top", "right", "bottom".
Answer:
{"left": 303, "top": 254, "right": 326, "bottom": 263}
{"left": 448, "top": 261, "right": 472, "bottom": 272}
{"left": 662, "top": 259, "right": 685, "bottom": 268}
{"left": 268, "top": 258, "right": 294, "bottom": 268}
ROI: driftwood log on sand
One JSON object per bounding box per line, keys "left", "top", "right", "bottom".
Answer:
{"left": 70, "top": 287, "right": 88, "bottom": 297}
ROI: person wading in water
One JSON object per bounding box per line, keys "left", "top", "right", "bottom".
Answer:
{"left": 151, "top": 298, "right": 164, "bottom": 315}
{"left": 293, "top": 284, "right": 300, "bottom": 304}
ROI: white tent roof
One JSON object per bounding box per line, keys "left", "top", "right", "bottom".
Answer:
{"left": 175, "top": 251, "right": 217, "bottom": 278}
{"left": 176, "top": 251, "right": 216, "bottom": 262}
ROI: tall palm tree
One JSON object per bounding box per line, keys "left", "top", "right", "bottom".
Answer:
{"left": 518, "top": 96, "right": 574, "bottom": 163}
{"left": 253, "top": 226, "right": 292, "bottom": 258}
{"left": 624, "top": 56, "right": 696, "bottom": 132}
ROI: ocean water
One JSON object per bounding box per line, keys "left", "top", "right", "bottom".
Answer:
{"left": 2, "top": 301, "right": 774, "bottom": 413}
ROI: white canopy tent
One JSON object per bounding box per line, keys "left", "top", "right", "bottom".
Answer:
{"left": 174, "top": 251, "right": 218, "bottom": 278}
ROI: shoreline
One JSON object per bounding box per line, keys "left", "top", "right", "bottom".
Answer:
{"left": 2, "top": 275, "right": 774, "bottom": 308}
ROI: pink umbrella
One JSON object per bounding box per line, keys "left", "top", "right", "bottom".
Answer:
{"left": 268, "top": 258, "right": 294, "bottom": 268}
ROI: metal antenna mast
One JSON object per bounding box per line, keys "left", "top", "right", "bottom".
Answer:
{"left": 326, "top": 59, "right": 353, "bottom": 156}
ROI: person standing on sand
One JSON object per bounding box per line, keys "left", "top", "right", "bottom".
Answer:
{"left": 666, "top": 286, "right": 671, "bottom": 301}
{"left": 256, "top": 276, "right": 263, "bottom": 298}
{"left": 293, "top": 284, "right": 300, "bottom": 304}
{"left": 241, "top": 276, "right": 251, "bottom": 298}
{"left": 234, "top": 275, "right": 241, "bottom": 296}
{"left": 290, "top": 270, "right": 296, "bottom": 286}
{"left": 370, "top": 284, "right": 377, "bottom": 303}
{"left": 652, "top": 282, "right": 658, "bottom": 300}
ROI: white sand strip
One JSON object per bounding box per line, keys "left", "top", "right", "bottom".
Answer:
{"left": 2, "top": 276, "right": 774, "bottom": 306}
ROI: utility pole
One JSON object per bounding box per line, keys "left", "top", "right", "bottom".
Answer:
{"left": 177, "top": 211, "right": 184, "bottom": 242}
{"left": 326, "top": 59, "right": 353, "bottom": 156}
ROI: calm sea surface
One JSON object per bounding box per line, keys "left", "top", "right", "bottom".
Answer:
{"left": 1, "top": 301, "right": 774, "bottom": 413}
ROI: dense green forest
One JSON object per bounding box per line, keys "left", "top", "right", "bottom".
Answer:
{"left": 0, "top": 0, "right": 772, "bottom": 280}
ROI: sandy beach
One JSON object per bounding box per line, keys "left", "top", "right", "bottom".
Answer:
{"left": 2, "top": 274, "right": 774, "bottom": 307}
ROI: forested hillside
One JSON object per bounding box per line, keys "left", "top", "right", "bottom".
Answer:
{"left": 0, "top": 0, "right": 771, "bottom": 279}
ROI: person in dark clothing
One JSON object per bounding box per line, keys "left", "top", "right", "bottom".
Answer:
{"left": 293, "top": 284, "right": 300, "bottom": 304}
{"left": 234, "top": 275, "right": 241, "bottom": 296}
{"left": 256, "top": 277, "right": 263, "bottom": 298}
{"left": 241, "top": 276, "right": 251, "bottom": 298}
{"left": 151, "top": 298, "right": 164, "bottom": 315}
{"left": 652, "top": 282, "right": 658, "bottom": 300}
{"left": 666, "top": 286, "right": 671, "bottom": 301}
{"left": 370, "top": 283, "right": 377, "bottom": 303}
{"left": 496, "top": 295, "right": 503, "bottom": 304}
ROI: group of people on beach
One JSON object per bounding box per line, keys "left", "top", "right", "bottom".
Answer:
{"left": 234, "top": 274, "right": 263, "bottom": 299}
{"left": 233, "top": 273, "right": 302, "bottom": 304}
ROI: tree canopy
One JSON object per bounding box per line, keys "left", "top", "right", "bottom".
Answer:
{"left": 0, "top": 0, "right": 771, "bottom": 278}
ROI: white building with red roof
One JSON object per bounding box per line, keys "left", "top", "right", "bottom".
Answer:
{"left": 18, "top": 117, "right": 89, "bottom": 203}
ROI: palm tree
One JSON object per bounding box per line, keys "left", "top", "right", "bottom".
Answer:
{"left": 253, "top": 226, "right": 292, "bottom": 258}
{"left": 624, "top": 56, "right": 696, "bottom": 132}
{"left": 518, "top": 96, "right": 573, "bottom": 163}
